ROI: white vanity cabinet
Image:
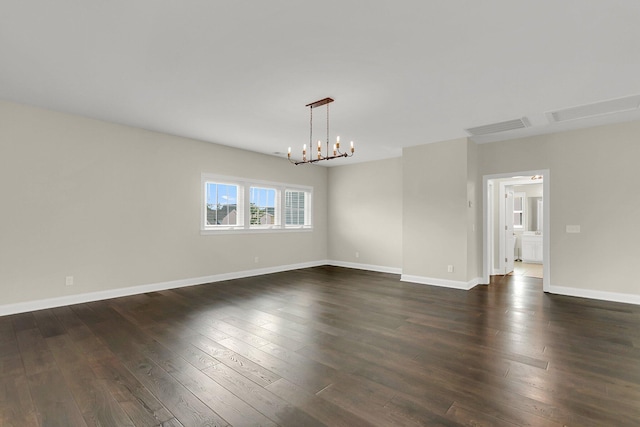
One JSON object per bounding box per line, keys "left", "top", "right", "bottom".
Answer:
{"left": 521, "top": 234, "right": 543, "bottom": 263}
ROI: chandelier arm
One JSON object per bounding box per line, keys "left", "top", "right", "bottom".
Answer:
{"left": 335, "top": 146, "right": 355, "bottom": 157}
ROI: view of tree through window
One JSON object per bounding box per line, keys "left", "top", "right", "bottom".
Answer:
{"left": 250, "top": 187, "right": 276, "bottom": 225}
{"left": 206, "top": 183, "right": 238, "bottom": 225}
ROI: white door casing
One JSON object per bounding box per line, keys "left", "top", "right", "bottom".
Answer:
{"left": 504, "top": 189, "right": 515, "bottom": 275}
{"left": 483, "top": 170, "right": 550, "bottom": 292}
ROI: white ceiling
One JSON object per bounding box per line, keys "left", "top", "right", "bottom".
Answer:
{"left": 2, "top": 1, "right": 640, "bottom": 165}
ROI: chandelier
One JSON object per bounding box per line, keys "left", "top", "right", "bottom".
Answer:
{"left": 288, "top": 97, "right": 355, "bottom": 165}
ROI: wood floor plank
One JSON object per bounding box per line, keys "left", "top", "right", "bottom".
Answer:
{"left": 51, "top": 305, "right": 85, "bottom": 329}
{"left": 446, "top": 402, "right": 520, "bottom": 427}
{"left": 83, "top": 316, "right": 228, "bottom": 426}
{"left": 0, "top": 316, "right": 15, "bottom": 344}
{"left": 0, "top": 373, "right": 39, "bottom": 427}
{"left": 27, "top": 369, "right": 88, "bottom": 427}
{"left": 46, "top": 334, "right": 136, "bottom": 427}
{"left": 0, "top": 353, "right": 24, "bottom": 379}
{"left": 165, "top": 355, "right": 278, "bottom": 427}
{"left": 126, "top": 355, "right": 229, "bottom": 427}
{"left": 141, "top": 322, "right": 222, "bottom": 371}
{"left": 202, "top": 362, "right": 325, "bottom": 427}
{"left": 15, "top": 327, "right": 57, "bottom": 376}
{"left": 221, "top": 315, "right": 307, "bottom": 351}
{"left": 33, "top": 309, "right": 66, "bottom": 338}
{"left": 89, "top": 355, "right": 175, "bottom": 426}
{"left": 188, "top": 332, "right": 281, "bottom": 387}
{"left": 10, "top": 312, "right": 37, "bottom": 333}
{"left": 315, "top": 373, "right": 446, "bottom": 427}
{"left": 219, "top": 336, "right": 337, "bottom": 393}
{"left": 266, "top": 378, "right": 374, "bottom": 427}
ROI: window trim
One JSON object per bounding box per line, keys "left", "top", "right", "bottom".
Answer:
{"left": 249, "top": 185, "right": 279, "bottom": 228}
{"left": 513, "top": 192, "right": 525, "bottom": 230}
{"left": 284, "top": 188, "right": 312, "bottom": 228}
{"left": 201, "top": 173, "right": 313, "bottom": 234}
{"left": 203, "top": 180, "right": 244, "bottom": 230}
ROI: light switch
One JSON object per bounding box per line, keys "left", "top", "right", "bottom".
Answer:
{"left": 566, "top": 225, "right": 581, "bottom": 233}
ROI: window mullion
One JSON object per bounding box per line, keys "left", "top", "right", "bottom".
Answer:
{"left": 243, "top": 184, "right": 250, "bottom": 229}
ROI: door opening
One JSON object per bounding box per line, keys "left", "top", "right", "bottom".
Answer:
{"left": 483, "top": 170, "right": 550, "bottom": 292}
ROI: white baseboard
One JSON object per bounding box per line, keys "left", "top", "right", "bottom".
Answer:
{"left": 6, "top": 263, "right": 638, "bottom": 317}
{"left": 0, "top": 260, "right": 327, "bottom": 317}
{"left": 548, "top": 285, "right": 640, "bottom": 306}
{"left": 400, "top": 274, "right": 482, "bottom": 290}
{"left": 326, "top": 260, "right": 402, "bottom": 275}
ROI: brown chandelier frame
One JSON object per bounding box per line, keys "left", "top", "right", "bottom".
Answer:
{"left": 288, "top": 97, "right": 354, "bottom": 165}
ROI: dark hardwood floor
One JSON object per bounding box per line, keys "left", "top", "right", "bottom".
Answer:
{"left": 1, "top": 266, "right": 639, "bottom": 426}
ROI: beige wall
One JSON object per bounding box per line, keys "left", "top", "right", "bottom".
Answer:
{"left": 402, "top": 138, "right": 473, "bottom": 283}
{"left": 0, "top": 101, "right": 328, "bottom": 306}
{"left": 3, "top": 99, "right": 639, "bottom": 309}
{"left": 327, "top": 157, "right": 402, "bottom": 270}
{"left": 466, "top": 139, "right": 480, "bottom": 281}
{"left": 338, "top": 120, "right": 640, "bottom": 299}
{"left": 478, "top": 121, "right": 640, "bottom": 296}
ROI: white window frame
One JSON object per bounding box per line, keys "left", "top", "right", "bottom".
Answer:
{"left": 249, "top": 185, "right": 279, "bottom": 229}
{"left": 283, "top": 187, "right": 313, "bottom": 229}
{"left": 513, "top": 192, "right": 525, "bottom": 230}
{"left": 202, "top": 179, "right": 245, "bottom": 230}
{"left": 201, "top": 173, "right": 313, "bottom": 234}
{"left": 282, "top": 187, "right": 311, "bottom": 228}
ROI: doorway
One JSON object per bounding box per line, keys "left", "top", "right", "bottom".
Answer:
{"left": 483, "top": 170, "right": 550, "bottom": 292}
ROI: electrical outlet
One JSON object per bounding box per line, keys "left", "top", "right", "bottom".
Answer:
{"left": 566, "top": 225, "right": 581, "bottom": 233}
{"left": 254, "top": 256, "right": 259, "bottom": 263}
{"left": 65, "top": 276, "right": 74, "bottom": 286}
{"left": 355, "top": 251, "right": 360, "bottom": 258}
{"left": 447, "top": 265, "right": 454, "bottom": 273}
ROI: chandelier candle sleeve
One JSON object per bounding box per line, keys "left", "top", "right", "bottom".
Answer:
{"left": 287, "top": 97, "right": 355, "bottom": 165}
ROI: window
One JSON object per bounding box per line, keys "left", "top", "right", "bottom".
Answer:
{"left": 285, "top": 190, "right": 309, "bottom": 226}
{"left": 201, "top": 174, "right": 312, "bottom": 233}
{"left": 250, "top": 187, "right": 277, "bottom": 225}
{"left": 513, "top": 192, "right": 525, "bottom": 229}
{"left": 206, "top": 183, "right": 240, "bottom": 226}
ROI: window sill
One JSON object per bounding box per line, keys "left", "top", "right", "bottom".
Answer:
{"left": 201, "top": 227, "right": 313, "bottom": 236}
